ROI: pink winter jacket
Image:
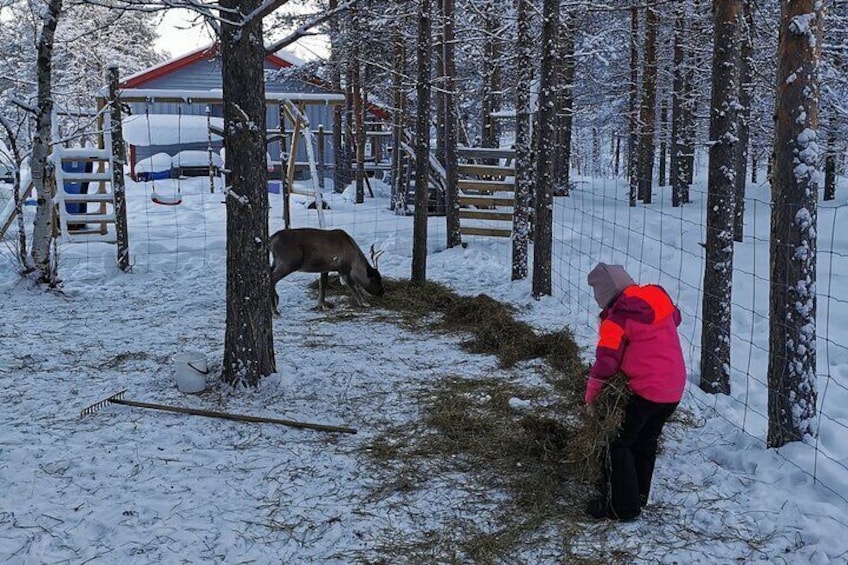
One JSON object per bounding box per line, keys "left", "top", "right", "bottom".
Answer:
{"left": 586, "top": 284, "right": 686, "bottom": 405}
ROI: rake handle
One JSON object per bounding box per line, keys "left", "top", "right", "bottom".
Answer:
{"left": 112, "top": 398, "right": 357, "bottom": 434}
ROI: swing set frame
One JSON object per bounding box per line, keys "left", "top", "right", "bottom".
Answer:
{"left": 103, "top": 88, "right": 345, "bottom": 209}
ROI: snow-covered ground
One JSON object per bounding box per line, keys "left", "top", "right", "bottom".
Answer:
{"left": 1, "top": 171, "right": 847, "bottom": 563}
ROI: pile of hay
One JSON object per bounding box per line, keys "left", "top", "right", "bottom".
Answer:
{"left": 363, "top": 368, "right": 635, "bottom": 561}
{"left": 375, "top": 279, "right": 582, "bottom": 372}
{"left": 356, "top": 281, "right": 643, "bottom": 559}
{"left": 367, "top": 278, "right": 636, "bottom": 488}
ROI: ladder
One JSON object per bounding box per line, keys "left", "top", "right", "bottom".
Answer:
{"left": 52, "top": 138, "right": 117, "bottom": 244}
{"left": 457, "top": 147, "right": 515, "bottom": 239}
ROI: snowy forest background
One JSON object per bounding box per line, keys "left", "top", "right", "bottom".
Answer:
{"left": 2, "top": 0, "right": 848, "bottom": 562}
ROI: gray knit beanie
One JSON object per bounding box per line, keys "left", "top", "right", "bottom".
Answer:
{"left": 587, "top": 263, "right": 636, "bottom": 309}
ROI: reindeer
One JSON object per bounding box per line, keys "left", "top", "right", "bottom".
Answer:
{"left": 269, "top": 228, "right": 385, "bottom": 311}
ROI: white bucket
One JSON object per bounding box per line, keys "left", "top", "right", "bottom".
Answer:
{"left": 174, "top": 351, "right": 208, "bottom": 394}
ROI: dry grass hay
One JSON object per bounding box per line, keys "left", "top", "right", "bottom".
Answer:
{"left": 562, "top": 372, "right": 633, "bottom": 485}
{"left": 311, "top": 277, "right": 645, "bottom": 559}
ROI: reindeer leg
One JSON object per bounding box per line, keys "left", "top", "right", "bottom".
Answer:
{"left": 270, "top": 264, "right": 289, "bottom": 318}
{"left": 343, "top": 274, "right": 369, "bottom": 307}
{"left": 317, "top": 272, "right": 335, "bottom": 310}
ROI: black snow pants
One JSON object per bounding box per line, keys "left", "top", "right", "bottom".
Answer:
{"left": 599, "top": 394, "right": 678, "bottom": 519}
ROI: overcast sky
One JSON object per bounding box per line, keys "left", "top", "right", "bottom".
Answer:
{"left": 154, "top": 8, "right": 329, "bottom": 62}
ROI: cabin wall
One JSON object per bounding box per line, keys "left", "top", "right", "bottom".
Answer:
{"left": 124, "top": 58, "right": 341, "bottom": 180}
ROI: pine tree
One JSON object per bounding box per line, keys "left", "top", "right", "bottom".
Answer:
{"left": 533, "top": 0, "right": 557, "bottom": 298}
{"left": 411, "top": 0, "right": 432, "bottom": 283}
{"left": 220, "top": 0, "right": 277, "bottom": 386}
{"left": 700, "top": 0, "right": 741, "bottom": 396}
{"left": 767, "top": 0, "right": 823, "bottom": 447}
{"left": 511, "top": 0, "right": 532, "bottom": 281}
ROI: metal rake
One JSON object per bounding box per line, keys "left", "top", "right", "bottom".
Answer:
{"left": 80, "top": 390, "right": 357, "bottom": 434}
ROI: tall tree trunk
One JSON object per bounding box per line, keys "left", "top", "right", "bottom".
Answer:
{"left": 824, "top": 113, "right": 836, "bottom": 201}
{"left": 554, "top": 12, "right": 576, "bottom": 196}
{"left": 329, "top": 0, "right": 347, "bottom": 192}
{"left": 30, "top": 0, "right": 63, "bottom": 283}
{"left": 434, "top": 19, "right": 446, "bottom": 167}
{"left": 592, "top": 126, "right": 602, "bottom": 177}
{"left": 512, "top": 0, "right": 532, "bottom": 280}
{"left": 670, "top": 2, "right": 686, "bottom": 207}
{"left": 613, "top": 133, "right": 621, "bottom": 177}
{"left": 700, "top": 0, "right": 741, "bottom": 396}
{"left": 411, "top": 0, "right": 432, "bottom": 283}
{"left": 734, "top": 0, "right": 754, "bottom": 242}
{"left": 344, "top": 61, "right": 355, "bottom": 192}
{"left": 637, "top": 1, "right": 658, "bottom": 204}
{"left": 443, "top": 0, "right": 460, "bottom": 247}
{"left": 751, "top": 145, "right": 759, "bottom": 183}
{"left": 353, "top": 64, "right": 366, "bottom": 204}
{"left": 767, "top": 0, "right": 823, "bottom": 447}
{"left": 390, "top": 3, "right": 406, "bottom": 212}
{"left": 628, "top": 1, "right": 639, "bottom": 207}
{"left": 480, "top": 1, "right": 500, "bottom": 151}
{"left": 221, "top": 0, "right": 276, "bottom": 387}
{"left": 681, "top": 0, "right": 703, "bottom": 203}
{"left": 351, "top": 7, "right": 365, "bottom": 204}
{"left": 658, "top": 98, "right": 667, "bottom": 187}
{"left": 108, "top": 66, "right": 130, "bottom": 272}
{"left": 533, "top": 0, "right": 558, "bottom": 298}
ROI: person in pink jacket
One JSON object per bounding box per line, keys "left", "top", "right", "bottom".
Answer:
{"left": 584, "top": 263, "right": 686, "bottom": 521}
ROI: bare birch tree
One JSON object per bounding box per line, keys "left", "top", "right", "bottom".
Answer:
{"left": 29, "top": 0, "right": 63, "bottom": 284}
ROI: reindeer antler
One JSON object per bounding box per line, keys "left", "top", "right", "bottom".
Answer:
{"left": 369, "top": 244, "right": 385, "bottom": 270}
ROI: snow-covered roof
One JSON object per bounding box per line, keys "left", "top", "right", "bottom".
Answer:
{"left": 123, "top": 114, "right": 224, "bottom": 146}
{"left": 120, "top": 43, "right": 305, "bottom": 90}
{"left": 135, "top": 152, "right": 172, "bottom": 173}
{"left": 173, "top": 150, "right": 224, "bottom": 168}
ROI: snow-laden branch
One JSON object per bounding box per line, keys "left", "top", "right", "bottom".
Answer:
{"left": 241, "top": 0, "right": 291, "bottom": 27}
{"left": 72, "top": 0, "right": 232, "bottom": 33}
{"left": 11, "top": 98, "right": 38, "bottom": 115}
{"left": 265, "top": 0, "right": 360, "bottom": 55}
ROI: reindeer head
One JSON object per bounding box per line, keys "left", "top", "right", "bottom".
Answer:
{"left": 365, "top": 245, "right": 386, "bottom": 297}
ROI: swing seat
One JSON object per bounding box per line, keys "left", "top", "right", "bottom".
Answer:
{"left": 151, "top": 190, "right": 183, "bottom": 206}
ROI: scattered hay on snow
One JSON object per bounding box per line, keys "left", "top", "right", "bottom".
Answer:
{"left": 359, "top": 281, "right": 643, "bottom": 561}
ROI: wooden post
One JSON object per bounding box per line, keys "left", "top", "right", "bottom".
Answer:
{"left": 287, "top": 106, "right": 302, "bottom": 197}
{"left": 108, "top": 66, "right": 130, "bottom": 272}
{"left": 353, "top": 55, "right": 366, "bottom": 203}
{"left": 317, "top": 124, "right": 326, "bottom": 191}
{"left": 279, "top": 102, "right": 291, "bottom": 229}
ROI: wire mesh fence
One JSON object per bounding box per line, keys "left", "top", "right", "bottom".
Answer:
{"left": 3, "top": 153, "right": 845, "bottom": 505}
{"left": 551, "top": 171, "right": 848, "bottom": 505}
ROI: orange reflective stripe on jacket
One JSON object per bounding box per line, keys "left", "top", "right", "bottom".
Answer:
{"left": 623, "top": 285, "right": 675, "bottom": 322}
{"left": 598, "top": 319, "right": 625, "bottom": 350}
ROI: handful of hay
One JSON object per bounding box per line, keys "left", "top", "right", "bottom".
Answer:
{"left": 564, "top": 372, "right": 632, "bottom": 485}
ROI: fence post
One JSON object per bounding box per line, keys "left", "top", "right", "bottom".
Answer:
{"left": 317, "top": 124, "right": 326, "bottom": 191}
{"left": 108, "top": 65, "right": 130, "bottom": 272}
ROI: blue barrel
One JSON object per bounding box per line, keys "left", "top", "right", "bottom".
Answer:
{"left": 62, "top": 160, "right": 92, "bottom": 215}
